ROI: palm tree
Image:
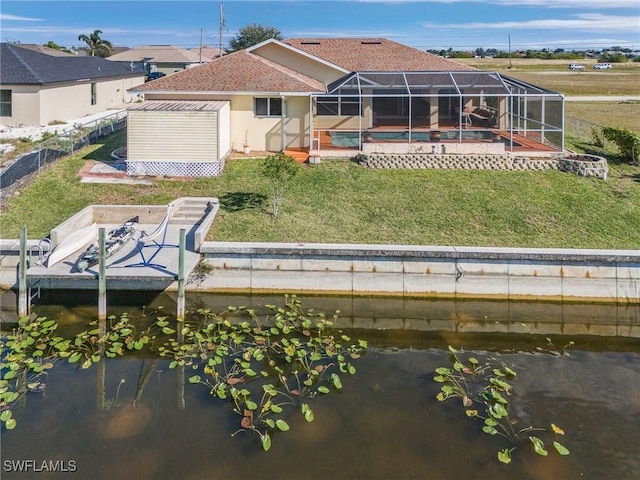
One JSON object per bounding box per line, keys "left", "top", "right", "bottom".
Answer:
{"left": 78, "top": 30, "right": 113, "bottom": 57}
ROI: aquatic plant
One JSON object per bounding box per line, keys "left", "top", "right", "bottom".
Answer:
{"left": 0, "top": 313, "right": 153, "bottom": 429}
{"left": 536, "top": 337, "right": 575, "bottom": 357}
{"left": 1, "top": 298, "right": 366, "bottom": 449}
{"left": 433, "top": 345, "right": 570, "bottom": 464}
{"left": 0, "top": 316, "right": 62, "bottom": 429}
{"left": 157, "top": 294, "right": 367, "bottom": 451}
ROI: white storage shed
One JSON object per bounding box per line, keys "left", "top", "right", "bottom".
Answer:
{"left": 126, "top": 100, "right": 231, "bottom": 177}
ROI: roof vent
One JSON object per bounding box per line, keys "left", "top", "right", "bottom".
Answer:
{"left": 301, "top": 41, "right": 321, "bottom": 45}
{"left": 361, "top": 41, "right": 382, "bottom": 45}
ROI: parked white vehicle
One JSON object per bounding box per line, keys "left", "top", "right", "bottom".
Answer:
{"left": 569, "top": 63, "right": 585, "bottom": 70}
{"left": 594, "top": 63, "right": 612, "bottom": 70}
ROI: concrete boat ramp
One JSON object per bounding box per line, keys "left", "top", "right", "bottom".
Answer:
{"left": 26, "top": 197, "right": 219, "bottom": 290}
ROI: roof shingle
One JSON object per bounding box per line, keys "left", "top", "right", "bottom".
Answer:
{"left": 0, "top": 43, "right": 144, "bottom": 85}
{"left": 134, "top": 50, "right": 325, "bottom": 93}
{"left": 284, "top": 38, "right": 473, "bottom": 72}
{"left": 107, "top": 45, "right": 203, "bottom": 64}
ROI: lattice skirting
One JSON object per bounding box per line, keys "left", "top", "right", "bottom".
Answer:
{"left": 126, "top": 160, "right": 225, "bottom": 177}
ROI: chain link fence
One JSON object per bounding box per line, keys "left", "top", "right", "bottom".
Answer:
{"left": 566, "top": 115, "right": 639, "bottom": 163}
{"left": 565, "top": 116, "right": 608, "bottom": 151}
{"left": 0, "top": 111, "right": 127, "bottom": 197}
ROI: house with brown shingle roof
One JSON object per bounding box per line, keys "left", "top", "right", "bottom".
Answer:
{"left": 126, "top": 38, "right": 564, "bottom": 176}
{"left": 107, "top": 45, "right": 206, "bottom": 76}
{"left": 188, "top": 45, "right": 224, "bottom": 61}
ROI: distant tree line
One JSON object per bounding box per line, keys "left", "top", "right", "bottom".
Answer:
{"left": 426, "top": 46, "right": 638, "bottom": 63}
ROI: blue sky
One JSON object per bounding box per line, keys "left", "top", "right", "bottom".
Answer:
{"left": 1, "top": 0, "right": 639, "bottom": 52}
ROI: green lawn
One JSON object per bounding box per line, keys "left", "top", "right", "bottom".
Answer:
{"left": 1, "top": 131, "right": 639, "bottom": 249}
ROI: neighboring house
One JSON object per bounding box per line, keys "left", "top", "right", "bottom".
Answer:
{"left": 188, "top": 45, "right": 223, "bottom": 61}
{"left": 107, "top": 45, "right": 205, "bottom": 76}
{"left": 13, "top": 44, "right": 77, "bottom": 57}
{"left": 75, "top": 45, "right": 130, "bottom": 57}
{"left": 128, "top": 38, "right": 564, "bottom": 176}
{"left": 0, "top": 43, "right": 146, "bottom": 127}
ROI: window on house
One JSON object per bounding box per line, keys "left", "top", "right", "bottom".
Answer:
{"left": 254, "top": 97, "right": 282, "bottom": 117}
{"left": 0, "top": 90, "right": 11, "bottom": 117}
{"left": 90, "top": 83, "right": 97, "bottom": 105}
{"left": 317, "top": 91, "right": 361, "bottom": 116}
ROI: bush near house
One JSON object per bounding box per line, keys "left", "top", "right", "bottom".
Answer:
{"left": 601, "top": 127, "right": 640, "bottom": 163}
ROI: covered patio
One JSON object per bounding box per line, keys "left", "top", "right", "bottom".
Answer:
{"left": 309, "top": 71, "right": 564, "bottom": 156}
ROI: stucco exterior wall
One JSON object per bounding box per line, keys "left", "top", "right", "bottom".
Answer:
{"left": 0, "top": 84, "right": 40, "bottom": 127}
{"left": 1, "top": 75, "right": 145, "bottom": 126}
{"left": 238, "top": 95, "right": 311, "bottom": 151}
{"left": 143, "top": 93, "right": 311, "bottom": 152}
{"left": 282, "top": 96, "right": 310, "bottom": 149}
{"left": 154, "top": 63, "right": 197, "bottom": 75}
{"left": 251, "top": 43, "right": 345, "bottom": 84}
{"left": 313, "top": 98, "right": 374, "bottom": 130}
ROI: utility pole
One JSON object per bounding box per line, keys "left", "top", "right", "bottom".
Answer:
{"left": 219, "top": 2, "right": 225, "bottom": 57}
{"left": 199, "top": 28, "right": 203, "bottom": 63}
{"left": 508, "top": 34, "right": 512, "bottom": 69}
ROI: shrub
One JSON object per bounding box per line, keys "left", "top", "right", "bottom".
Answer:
{"left": 601, "top": 126, "right": 640, "bottom": 163}
{"left": 262, "top": 151, "right": 300, "bottom": 217}
{"left": 590, "top": 127, "right": 604, "bottom": 148}
{"left": 40, "top": 131, "right": 56, "bottom": 142}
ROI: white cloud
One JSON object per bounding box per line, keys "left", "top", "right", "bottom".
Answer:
{"left": 421, "top": 14, "right": 640, "bottom": 32}
{"left": 286, "top": 30, "right": 404, "bottom": 38}
{"left": 356, "top": 0, "right": 639, "bottom": 7}
{"left": 0, "top": 13, "right": 43, "bottom": 21}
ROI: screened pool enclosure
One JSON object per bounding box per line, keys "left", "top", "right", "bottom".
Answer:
{"left": 310, "top": 71, "right": 564, "bottom": 154}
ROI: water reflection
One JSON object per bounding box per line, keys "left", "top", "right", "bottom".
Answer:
{"left": 4, "top": 290, "right": 639, "bottom": 340}
{"left": 1, "top": 291, "right": 639, "bottom": 479}
{"left": 2, "top": 348, "right": 639, "bottom": 479}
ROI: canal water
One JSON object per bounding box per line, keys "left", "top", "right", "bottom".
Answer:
{"left": 1, "top": 291, "right": 639, "bottom": 479}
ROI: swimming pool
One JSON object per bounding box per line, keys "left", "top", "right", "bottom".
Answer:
{"left": 330, "top": 130, "right": 511, "bottom": 147}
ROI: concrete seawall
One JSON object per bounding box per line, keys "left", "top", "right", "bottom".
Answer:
{"left": 2, "top": 241, "right": 639, "bottom": 303}
{"left": 197, "top": 243, "right": 640, "bottom": 303}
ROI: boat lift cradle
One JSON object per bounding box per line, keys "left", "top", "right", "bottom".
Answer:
{"left": 126, "top": 202, "right": 178, "bottom": 269}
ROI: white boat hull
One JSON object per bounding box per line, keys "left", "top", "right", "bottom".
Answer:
{"left": 46, "top": 223, "right": 98, "bottom": 268}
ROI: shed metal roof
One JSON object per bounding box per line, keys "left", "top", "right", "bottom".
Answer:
{"left": 128, "top": 100, "right": 229, "bottom": 112}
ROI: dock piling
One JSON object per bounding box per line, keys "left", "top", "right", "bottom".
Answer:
{"left": 177, "top": 228, "right": 186, "bottom": 321}
{"left": 18, "top": 226, "right": 28, "bottom": 318}
{"left": 98, "top": 227, "right": 106, "bottom": 321}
